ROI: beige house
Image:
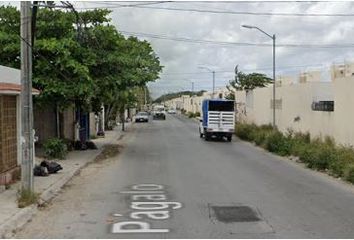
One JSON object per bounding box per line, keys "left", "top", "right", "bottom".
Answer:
{"left": 236, "top": 62, "right": 354, "bottom": 146}
{"left": 165, "top": 87, "right": 231, "bottom": 114}
{"left": 0, "top": 65, "right": 39, "bottom": 186}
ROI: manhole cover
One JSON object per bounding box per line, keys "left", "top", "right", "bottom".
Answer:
{"left": 211, "top": 206, "right": 261, "bottom": 223}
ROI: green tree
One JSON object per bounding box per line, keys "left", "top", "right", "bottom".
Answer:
{"left": 0, "top": 6, "right": 163, "bottom": 131}
{"left": 0, "top": 6, "right": 95, "bottom": 110}
{"left": 227, "top": 65, "right": 272, "bottom": 91}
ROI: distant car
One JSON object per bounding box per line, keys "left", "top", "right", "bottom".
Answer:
{"left": 167, "top": 109, "right": 176, "bottom": 114}
{"left": 153, "top": 111, "right": 166, "bottom": 120}
{"left": 135, "top": 112, "right": 149, "bottom": 122}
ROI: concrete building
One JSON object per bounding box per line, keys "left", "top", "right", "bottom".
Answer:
{"left": 330, "top": 62, "right": 354, "bottom": 80}
{"left": 0, "top": 65, "right": 39, "bottom": 186}
{"left": 235, "top": 61, "right": 354, "bottom": 146}
{"left": 165, "top": 87, "right": 232, "bottom": 114}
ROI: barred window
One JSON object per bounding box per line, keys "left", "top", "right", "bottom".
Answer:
{"left": 270, "top": 99, "right": 282, "bottom": 109}
{"left": 311, "top": 101, "right": 334, "bottom": 112}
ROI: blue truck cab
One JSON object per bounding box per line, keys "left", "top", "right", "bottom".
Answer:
{"left": 199, "top": 99, "right": 235, "bottom": 142}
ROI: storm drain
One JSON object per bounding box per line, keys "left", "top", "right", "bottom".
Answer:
{"left": 211, "top": 205, "right": 261, "bottom": 223}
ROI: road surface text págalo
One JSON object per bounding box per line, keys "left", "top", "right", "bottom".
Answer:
{"left": 112, "top": 184, "right": 182, "bottom": 233}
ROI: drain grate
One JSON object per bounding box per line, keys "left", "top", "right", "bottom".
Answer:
{"left": 211, "top": 206, "right": 261, "bottom": 223}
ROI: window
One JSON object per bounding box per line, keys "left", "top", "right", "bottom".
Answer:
{"left": 270, "top": 99, "right": 282, "bottom": 109}
{"left": 311, "top": 101, "right": 334, "bottom": 112}
{"left": 208, "top": 101, "right": 234, "bottom": 111}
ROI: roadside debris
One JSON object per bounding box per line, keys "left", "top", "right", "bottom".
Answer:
{"left": 33, "top": 160, "right": 63, "bottom": 176}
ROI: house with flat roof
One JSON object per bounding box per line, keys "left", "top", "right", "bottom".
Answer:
{"left": 0, "top": 65, "right": 39, "bottom": 187}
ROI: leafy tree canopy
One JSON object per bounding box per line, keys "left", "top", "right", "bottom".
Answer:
{"left": 0, "top": 6, "right": 163, "bottom": 115}
{"left": 227, "top": 65, "right": 272, "bottom": 91}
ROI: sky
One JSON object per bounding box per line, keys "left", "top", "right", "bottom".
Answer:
{"left": 3, "top": 1, "right": 354, "bottom": 98}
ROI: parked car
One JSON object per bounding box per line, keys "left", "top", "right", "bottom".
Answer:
{"left": 167, "top": 109, "right": 176, "bottom": 114}
{"left": 135, "top": 112, "right": 149, "bottom": 122}
{"left": 153, "top": 111, "right": 166, "bottom": 120}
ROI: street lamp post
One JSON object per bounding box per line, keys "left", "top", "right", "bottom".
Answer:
{"left": 198, "top": 66, "right": 215, "bottom": 99}
{"left": 242, "top": 25, "right": 276, "bottom": 128}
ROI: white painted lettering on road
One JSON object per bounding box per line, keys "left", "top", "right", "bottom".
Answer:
{"left": 132, "top": 194, "right": 167, "bottom": 201}
{"left": 132, "top": 184, "right": 164, "bottom": 191}
{"left": 130, "top": 211, "right": 170, "bottom": 220}
{"left": 111, "top": 183, "right": 182, "bottom": 234}
{"left": 112, "top": 221, "right": 169, "bottom": 233}
{"left": 131, "top": 202, "right": 182, "bottom": 210}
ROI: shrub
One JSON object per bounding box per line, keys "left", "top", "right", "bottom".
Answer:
{"left": 307, "top": 144, "right": 336, "bottom": 170}
{"left": 236, "top": 123, "right": 354, "bottom": 184}
{"left": 329, "top": 147, "right": 354, "bottom": 177}
{"left": 253, "top": 124, "right": 274, "bottom": 146}
{"left": 187, "top": 112, "right": 194, "bottom": 118}
{"left": 345, "top": 165, "right": 354, "bottom": 184}
{"left": 265, "top": 131, "right": 292, "bottom": 156}
{"left": 235, "top": 123, "right": 256, "bottom": 141}
{"left": 195, "top": 112, "right": 201, "bottom": 117}
{"left": 43, "top": 138, "right": 68, "bottom": 160}
{"left": 253, "top": 130, "right": 267, "bottom": 146}
{"left": 297, "top": 145, "right": 319, "bottom": 165}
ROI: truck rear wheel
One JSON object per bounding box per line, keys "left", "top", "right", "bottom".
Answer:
{"left": 227, "top": 136, "right": 232, "bottom": 142}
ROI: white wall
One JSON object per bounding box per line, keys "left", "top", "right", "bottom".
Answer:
{"left": 236, "top": 76, "right": 354, "bottom": 146}
{"left": 0, "top": 65, "right": 20, "bottom": 84}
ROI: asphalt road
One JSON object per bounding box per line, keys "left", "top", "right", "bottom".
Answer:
{"left": 15, "top": 114, "right": 354, "bottom": 238}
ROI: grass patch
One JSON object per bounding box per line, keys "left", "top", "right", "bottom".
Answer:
{"left": 94, "top": 144, "right": 122, "bottom": 162}
{"left": 43, "top": 138, "right": 68, "bottom": 160}
{"left": 186, "top": 112, "right": 200, "bottom": 118}
{"left": 17, "top": 189, "right": 39, "bottom": 208}
{"left": 235, "top": 123, "right": 354, "bottom": 184}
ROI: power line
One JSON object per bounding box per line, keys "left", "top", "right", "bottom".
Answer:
{"left": 160, "top": 63, "right": 326, "bottom": 76}
{"left": 75, "top": 2, "right": 354, "bottom": 17}
{"left": 74, "top": 1, "right": 173, "bottom": 10}
{"left": 155, "top": 64, "right": 333, "bottom": 81}
{"left": 89, "top": 1, "right": 173, "bottom": 7}
{"left": 120, "top": 30, "right": 354, "bottom": 49}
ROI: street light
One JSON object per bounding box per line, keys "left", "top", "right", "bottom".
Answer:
{"left": 242, "top": 24, "right": 276, "bottom": 128}
{"left": 198, "top": 66, "right": 215, "bottom": 99}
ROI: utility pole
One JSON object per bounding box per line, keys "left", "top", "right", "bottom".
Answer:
{"left": 272, "top": 34, "right": 276, "bottom": 128}
{"left": 20, "top": 1, "right": 34, "bottom": 192}
{"left": 242, "top": 24, "right": 276, "bottom": 128}
{"left": 144, "top": 87, "right": 147, "bottom": 110}
{"left": 212, "top": 71, "right": 215, "bottom": 99}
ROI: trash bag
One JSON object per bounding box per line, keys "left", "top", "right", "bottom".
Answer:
{"left": 33, "top": 165, "right": 49, "bottom": 176}
{"left": 40, "top": 160, "right": 63, "bottom": 174}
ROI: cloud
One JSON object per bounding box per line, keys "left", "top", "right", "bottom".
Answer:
{"left": 19, "top": 1, "right": 354, "bottom": 98}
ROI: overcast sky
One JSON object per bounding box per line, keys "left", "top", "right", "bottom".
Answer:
{"left": 4, "top": 1, "right": 354, "bottom": 98}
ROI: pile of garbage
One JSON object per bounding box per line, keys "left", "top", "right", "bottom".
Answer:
{"left": 33, "top": 160, "right": 63, "bottom": 177}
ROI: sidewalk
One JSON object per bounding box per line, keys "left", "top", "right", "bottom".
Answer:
{"left": 0, "top": 125, "right": 128, "bottom": 238}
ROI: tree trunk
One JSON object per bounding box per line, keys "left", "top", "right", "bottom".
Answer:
{"left": 55, "top": 104, "right": 60, "bottom": 138}
{"left": 119, "top": 105, "right": 125, "bottom": 131}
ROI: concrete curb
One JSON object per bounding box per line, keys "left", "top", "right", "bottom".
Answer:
{"left": 0, "top": 205, "right": 37, "bottom": 238}
{"left": 0, "top": 129, "right": 124, "bottom": 238}
{"left": 0, "top": 163, "right": 96, "bottom": 238}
